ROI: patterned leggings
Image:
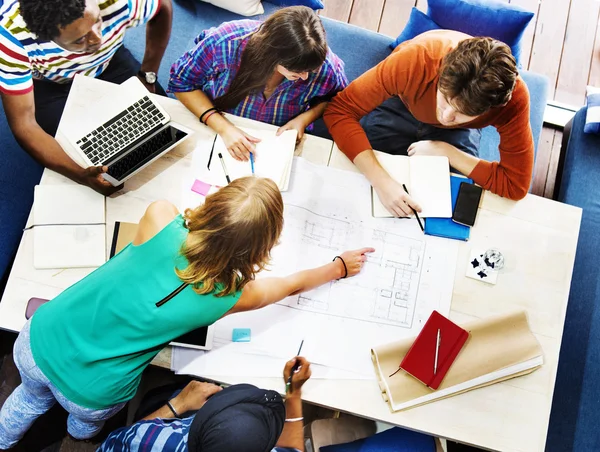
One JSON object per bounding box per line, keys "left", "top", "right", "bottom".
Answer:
{"left": 0, "top": 320, "right": 125, "bottom": 449}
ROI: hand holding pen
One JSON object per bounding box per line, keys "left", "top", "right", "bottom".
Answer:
{"left": 284, "top": 356, "right": 311, "bottom": 395}
{"left": 285, "top": 340, "right": 308, "bottom": 394}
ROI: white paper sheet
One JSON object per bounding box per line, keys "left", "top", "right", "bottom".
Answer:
{"left": 173, "top": 158, "right": 457, "bottom": 379}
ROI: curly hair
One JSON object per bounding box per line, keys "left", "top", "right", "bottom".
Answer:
{"left": 438, "top": 37, "right": 518, "bottom": 116}
{"left": 20, "top": 0, "right": 87, "bottom": 41}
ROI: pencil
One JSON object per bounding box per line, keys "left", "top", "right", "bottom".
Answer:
{"left": 402, "top": 183, "right": 424, "bottom": 232}
{"left": 218, "top": 152, "right": 231, "bottom": 184}
{"left": 286, "top": 339, "right": 304, "bottom": 393}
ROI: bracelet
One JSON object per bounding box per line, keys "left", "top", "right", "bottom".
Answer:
{"left": 203, "top": 109, "right": 220, "bottom": 125}
{"left": 199, "top": 107, "right": 218, "bottom": 124}
{"left": 285, "top": 417, "right": 304, "bottom": 423}
{"left": 166, "top": 400, "right": 181, "bottom": 418}
{"left": 333, "top": 256, "right": 347, "bottom": 279}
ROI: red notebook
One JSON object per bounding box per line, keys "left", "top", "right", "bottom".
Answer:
{"left": 399, "top": 311, "right": 469, "bottom": 390}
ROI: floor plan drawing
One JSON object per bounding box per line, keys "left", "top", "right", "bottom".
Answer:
{"left": 277, "top": 204, "right": 426, "bottom": 328}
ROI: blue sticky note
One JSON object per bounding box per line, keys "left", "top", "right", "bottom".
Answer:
{"left": 232, "top": 328, "right": 251, "bottom": 342}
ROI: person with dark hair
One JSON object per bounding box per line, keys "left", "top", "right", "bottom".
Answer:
{"left": 0, "top": 0, "right": 173, "bottom": 195}
{"left": 169, "top": 6, "right": 348, "bottom": 161}
{"left": 324, "top": 30, "right": 532, "bottom": 216}
{"left": 99, "top": 357, "right": 312, "bottom": 452}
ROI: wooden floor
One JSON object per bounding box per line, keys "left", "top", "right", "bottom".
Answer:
{"left": 319, "top": 0, "right": 600, "bottom": 199}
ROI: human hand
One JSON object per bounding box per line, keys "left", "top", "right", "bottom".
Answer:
{"left": 283, "top": 356, "right": 311, "bottom": 395}
{"left": 80, "top": 166, "right": 122, "bottom": 196}
{"left": 407, "top": 140, "right": 453, "bottom": 157}
{"left": 276, "top": 116, "right": 306, "bottom": 142}
{"left": 337, "top": 247, "right": 376, "bottom": 278}
{"left": 220, "top": 124, "right": 261, "bottom": 161}
{"left": 170, "top": 380, "right": 222, "bottom": 413}
{"left": 372, "top": 174, "right": 421, "bottom": 217}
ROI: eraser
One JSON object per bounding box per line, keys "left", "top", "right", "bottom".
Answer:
{"left": 232, "top": 328, "right": 251, "bottom": 342}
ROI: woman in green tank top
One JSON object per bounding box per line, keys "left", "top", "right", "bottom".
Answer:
{"left": 0, "top": 176, "right": 375, "bottom": 448}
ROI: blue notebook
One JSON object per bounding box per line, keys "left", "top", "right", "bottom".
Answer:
{"left": 424, "top": 176, "right": 472, "bottom": 241}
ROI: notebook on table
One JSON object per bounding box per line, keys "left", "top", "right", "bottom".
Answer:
{"left": 399, "top": 310, "right": 469, "bottom": 390}
{"left": 210, "top": 127, "right": 297, "bottom": 191}
{"left": 33, "top": 184, "right": 106, "bottom": 269}
{"left": 371, "top": 310, "right": 544, "bottom": 412}
{"left": 371, "top": 152, "right": 452, "bottom": 218}
{"left": 424, "top": 175, "right": 473, "bottom": 241}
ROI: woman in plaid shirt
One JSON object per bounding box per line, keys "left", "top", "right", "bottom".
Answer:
{"left": 168, "top": 6, "right": 348, "bottom": 161}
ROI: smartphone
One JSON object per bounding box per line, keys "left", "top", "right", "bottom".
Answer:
{"left": 452, "top": 182, "right": 483, "bottom": 227}
{"left": 26, "top": 297, "right": 49, "bottom": 320}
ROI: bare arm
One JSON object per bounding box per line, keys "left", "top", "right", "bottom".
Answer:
{"left": 229, "top": 248, "right": 374, "bottom": 315}
{"left": 140, "top": 381, "right": 222, "bottom": 421}
{"left": 276, "top": 357, "right": 311, "bottom": 451}
{"left": 175, "top": 90, "right": 260, "bottom": 161}
{"left": 1, "top": 92, "right": 117, "bottom": 195}
{"left": 140, "top": 0, "right": 172, "bottom": 75}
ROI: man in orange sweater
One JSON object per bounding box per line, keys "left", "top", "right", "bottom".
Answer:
{"left": 323, "top": 30, "right": 533, "bottom": 217}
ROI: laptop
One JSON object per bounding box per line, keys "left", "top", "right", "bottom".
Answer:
{"left": 64, "top": 76, "right": 191, "bottom": 186}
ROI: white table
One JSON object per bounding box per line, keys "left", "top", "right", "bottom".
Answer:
{"left": 0, "top": 77, "right": 582, "bottom": 452}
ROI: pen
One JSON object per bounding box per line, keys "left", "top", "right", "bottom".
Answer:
{"left": 286, "top": 339, "right": 304, "bottom": 393}
{"left": 218, "top": 152, "right": 231, "bottom": 184}
{"left": 402, "top": 184, "right": 424, "bottom": 232}
{"left": 434, "top": 329, "right": 441, "bottom": 375}
{"left": 249, "top": 152, "right": 255, "bottom": 176}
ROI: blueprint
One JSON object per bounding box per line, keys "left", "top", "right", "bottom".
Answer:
{"left": 175, "top": 158, "right": 458, "bottom": 377}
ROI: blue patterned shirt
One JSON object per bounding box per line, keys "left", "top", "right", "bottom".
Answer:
{"left": 168, "top": 20, "right": 348, "bottom": 127}
{"left": 98, "top": 415, "right": 300, "bottom": 452}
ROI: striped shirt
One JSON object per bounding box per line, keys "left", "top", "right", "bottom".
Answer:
{"left": 168, "top": 20, "right": 348, "bottom": 127}
{"left": 99, "top": 414, "right": 300, "bottom": 452}
{"left": 0, "top": 0, "right": 160, "bottom": 95}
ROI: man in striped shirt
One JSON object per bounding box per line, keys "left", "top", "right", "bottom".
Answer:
{"left": 0, "top": 0, "right": 172, "bottom": 195}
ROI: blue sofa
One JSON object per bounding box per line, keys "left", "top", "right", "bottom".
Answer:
{"left": 546, "top": 107, "right": 600, "bottom": 451}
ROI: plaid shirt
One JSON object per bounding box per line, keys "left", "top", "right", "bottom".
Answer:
{"left": 98, "top": 414, "right": 300, "bottom": 452}
{"left": 168, "top": 20, "right": 348, "bottom": 127}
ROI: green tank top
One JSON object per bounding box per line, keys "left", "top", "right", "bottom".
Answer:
{"left": 30, "top": 214, "right": 241, "bottom": 409}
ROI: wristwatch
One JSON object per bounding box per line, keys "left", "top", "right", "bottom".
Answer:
{"left": 138, "top": 70, "right": 157, "bottom": 85}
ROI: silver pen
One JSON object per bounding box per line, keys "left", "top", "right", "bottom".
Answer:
{"left": 434, "top": 329, "right": 441, "bottom": 375}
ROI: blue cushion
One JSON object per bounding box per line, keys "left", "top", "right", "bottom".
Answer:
{"left": 427, "top": 0, "right": 534, "bottom": 65}
{"left": 390, "top": 8, "right": 441, "bottom": 48}
{"left": 268, "top": 0, "right": 324, "bottom": 9}
{"left": 320, "top": 427, "right": 435, "bottom": 452}
{"left": 584, "top": 87, "right": 600, "bottom": 134}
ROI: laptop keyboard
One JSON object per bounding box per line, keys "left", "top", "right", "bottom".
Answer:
{"left": 76, "top": 96, "right": 166, "bottom": 165}
{"left": 106, "top": 126, "right": 179, "bottom": 181}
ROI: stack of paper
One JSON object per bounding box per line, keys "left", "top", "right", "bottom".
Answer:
{"left": 213, "top": 127, "right": 297, "bottom": 191}
{"left": 372, "top": 153, "right": 452, "bottom": 218}
{"left": 371, "top": 310, "right": 544, "bottom": 411}
{"left": 33, "top": 185, "right": 106, "bottom": 269}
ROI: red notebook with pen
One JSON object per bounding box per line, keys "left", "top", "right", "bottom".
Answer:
{"left": 400, "top": 311, "right": 469, "bottom": 390}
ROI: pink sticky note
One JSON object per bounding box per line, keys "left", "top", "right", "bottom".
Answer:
{"left": 191, "top": 179, "right": 212, "bottom": 196}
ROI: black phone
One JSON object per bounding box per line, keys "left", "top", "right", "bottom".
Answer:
{"left": 452, "top": 182, "right": 483, "bottom": 227}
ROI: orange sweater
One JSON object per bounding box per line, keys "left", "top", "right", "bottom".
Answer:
{"left": 323, "top": 30, "right": 534, "bottom": 200}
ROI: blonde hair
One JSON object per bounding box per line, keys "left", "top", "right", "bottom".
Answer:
{"left": 176, "top": 177, "right": 284, "bottom": 297}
